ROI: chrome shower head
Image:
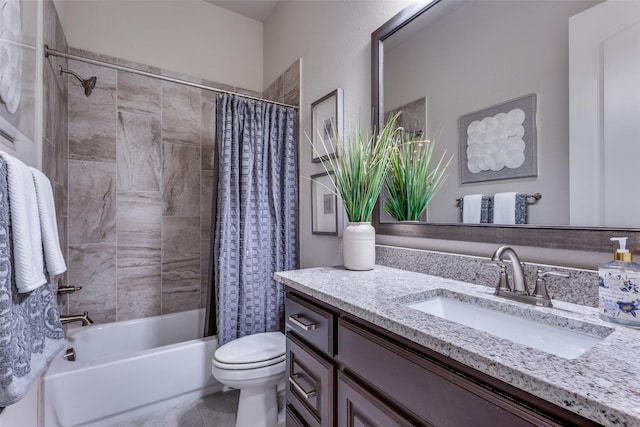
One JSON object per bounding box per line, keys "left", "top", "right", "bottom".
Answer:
{"left": 59, "top": 66, "right": 97, "bottom": 97}
{"left": 82, "top": 76, "right": 97, "bottom": 97}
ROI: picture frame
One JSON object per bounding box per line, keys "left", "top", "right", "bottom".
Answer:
{"left": 458, "top": 94, "right": 537, "bottom": 184}
{"left": 311, "top": 171, "right": 342, "bottom": 236}
{"left": 311, "top": 88, "right": 343, "bottom": 163}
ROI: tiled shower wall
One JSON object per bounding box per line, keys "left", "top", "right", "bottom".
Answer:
{"left": 42, "top": 0, "right": 68, "bottom": 301}
{"left": 65, "top": 50, "right": 300, "bottom": 323}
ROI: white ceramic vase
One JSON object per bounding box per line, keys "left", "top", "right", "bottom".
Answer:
{"left": 343, "top": 222, "right": 375, "bottom": 271}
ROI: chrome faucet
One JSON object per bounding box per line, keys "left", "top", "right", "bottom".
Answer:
{"left": 488, "top": 246, "right": 569, "bottom": 308}
{"left": 491, "top": 246, "right": 528, "bottom": 294}
{"left": 60, "top": 311, "right": 94, "bottom": 326}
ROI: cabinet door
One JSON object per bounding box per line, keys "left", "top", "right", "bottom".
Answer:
{"left": 286, "top": 332, "right": 334, "bottom": 427}
{"left": 286, "top": 406, "right": 308, "bottom": 427}
{"left": 337, "top": 372, "right": 416, "bottom": 427}
{"left": 338, "top": 319, "right": 561, "bottom": 427}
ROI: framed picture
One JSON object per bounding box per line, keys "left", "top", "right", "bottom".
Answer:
{"left": 459, "top": 94, "right": 537, "bottom": 183}
{"left": 311, "top": 171, "right": 342, "bottom": 236}
{"left": 311, "top": 88, "right": 343, "bottom": 163}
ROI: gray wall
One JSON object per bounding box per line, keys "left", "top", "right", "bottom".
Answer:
{"left": 263, "top": 0, "right": 414, "bottom": 269}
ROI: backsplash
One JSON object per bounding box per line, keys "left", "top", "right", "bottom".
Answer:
{"left": 64, "top": 49, "right": 300, "bottom": 323}
{"left": 376, "top": 245, "right": 599, "bottom": 307}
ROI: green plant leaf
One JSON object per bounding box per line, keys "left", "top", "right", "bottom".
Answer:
{"left": 383, "top": 129, "right": 454, "bottom": 222}
{"left": 312, "top": 113, "right": 401, "bottom": 223}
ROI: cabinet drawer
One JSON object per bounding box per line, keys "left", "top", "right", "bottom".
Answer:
{"left": 286, "top": 292, "right": 335, "bottom": 356}
{"left": 338, "top": 319, "right": 560, "bottom": 427}
{"left": 286, "top": 332, "right": 334, "bottom": 427}
{"left": 337, "top": 372, "right": 416, "bottom": 427}
{"left": 286, "top": 406, "right": 308, "bottom": 427}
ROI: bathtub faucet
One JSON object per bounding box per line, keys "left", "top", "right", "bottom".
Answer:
{"left": 60, "top": 311, "right": 94, "bottom": 326}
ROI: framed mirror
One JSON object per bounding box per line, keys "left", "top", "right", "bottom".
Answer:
{"left": 371, "top": 0, "right": 640, "bottom": 253}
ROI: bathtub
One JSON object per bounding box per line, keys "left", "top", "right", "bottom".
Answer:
{"left": 43, "top": 309, "right": 221, "bottom": 427}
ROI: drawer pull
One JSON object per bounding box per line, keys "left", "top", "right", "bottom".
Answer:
{"left": 289, "top": 313, "right": 317, "bottom": 331}
{"left": 289, "top": 374, "right": 317, "bottom": 399}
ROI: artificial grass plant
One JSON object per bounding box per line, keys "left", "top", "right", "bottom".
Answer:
{"left": 383, "top": 130, "right": 453, "bottom": 221}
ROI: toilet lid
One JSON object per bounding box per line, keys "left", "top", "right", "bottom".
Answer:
{"left": 214, "top": 332, "right": 285, "bottom": 370}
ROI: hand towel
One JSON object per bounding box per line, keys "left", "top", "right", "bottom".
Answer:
{"left": 0, "top": 157, "right": 64, "bottom": 408}
{"left": 462, "top": 195, "right": 484, "bottom": 224}
{"left": 30, "top": 168, "right": 66, "bottom": 276}
{"left": 514, "top": 193, "right": 528, "bottom": 224}
{"left": 0, "top": 152, "right": 46, "bottom": 292}
{"left": 493, "top": 192, "right": 519, "bottom": 224}
{"left": 461, "top": 195, "right": 492, "bottom": 224}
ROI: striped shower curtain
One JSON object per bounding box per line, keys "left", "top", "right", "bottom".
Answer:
{"left": 212, "top": 93, "right": 298, "bottom": 345}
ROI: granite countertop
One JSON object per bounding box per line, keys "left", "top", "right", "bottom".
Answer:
{"left": 274, "top": 265, "right": 640, "bottom": 426}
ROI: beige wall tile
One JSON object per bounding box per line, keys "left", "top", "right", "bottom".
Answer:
{"left": 162, "top": 143, "right": 201, "bottom": 216}
{"left": 117, "top": 112, "right": 161, "bottom": 191}
{"left": 68, "top": 160, "right": 116, "bottom": 244}
{"left": 201, "top": 170, "right": 214, "bottom": 238}
{"left": 201, "top": 238, "right": 211, "bottom": 309}
{"left": 201, "top": 100, "right": 216, "bottom": 171}
{"left": 117, "top": 192, "right": 161, "bottom": 267}
{"left": 162, "top": 217, "right": 200, "bottom": 290}
{"left": 54, "top": 181, "right": 66, "bottom": 221}
{"left": 162, "top": 81, "right": 201, "bottom": 146}
{"left": 68, "top": 60, "right": 117, "bottom": 162}
{"left": 162, "top": 286, "right": 201, "bottom": 314}
{"left": 117, "top": 265, "right": 161, "bottom": 320}
{"left": 44, "top": 0, "right": 69, "bottom": 294}
{"left": 118, "top": 70, "right": 161, "bottom": 116}
{"left": 42, "top": 139, "right": 56, "bottom": 182}
{"left": 68, "top": 244, "right": 117, "bottom": 323}
{"left": 263, "top": 75, "right": 283, "bottom": 104}
{"left": 283, "top": 59, "right": 300, "bottom": 107}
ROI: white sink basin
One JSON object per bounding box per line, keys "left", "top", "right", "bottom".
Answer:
{"left": 406, "top": 295, "right": 606, "bottom": 359}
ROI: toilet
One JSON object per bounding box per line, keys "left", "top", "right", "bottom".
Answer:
{"left": 212, "top": 332, "right": 286, "bottom": 427}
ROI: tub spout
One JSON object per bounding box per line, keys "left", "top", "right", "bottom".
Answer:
{"left": 60, "top": 311, "right": 94, "bottom": 326}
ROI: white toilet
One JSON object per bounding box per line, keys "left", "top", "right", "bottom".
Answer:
{"left": 212, "top": 332, "right": 286, "bottom": 427}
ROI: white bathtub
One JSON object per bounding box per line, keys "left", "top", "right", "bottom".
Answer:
{"left": 43, "top": 309, "right": 220, "bottom": 427}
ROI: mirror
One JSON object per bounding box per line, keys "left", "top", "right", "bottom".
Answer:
{"left": 371, "top": 0, "right": 640, "bottom": 251}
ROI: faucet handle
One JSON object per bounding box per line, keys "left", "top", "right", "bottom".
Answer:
{"left": 531, "top": 270, "right": 570, "bottom": 307}
{"left": 538, "top": 270, "right": 570, "bottom": 279}
{"left": 485, "top": 261, "right": 511, "bottom": 294}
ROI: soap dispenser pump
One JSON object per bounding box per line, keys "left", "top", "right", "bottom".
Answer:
{"left": 598, "top": 237, "right": 640, "bottom": 327}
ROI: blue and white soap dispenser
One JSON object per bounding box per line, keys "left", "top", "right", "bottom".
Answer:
{"left": 598, "top": 237, "right": 640, "bottom": 327}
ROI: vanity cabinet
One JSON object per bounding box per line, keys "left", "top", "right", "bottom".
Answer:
{"left": 285, "top": 293, "right": 335, "bottom": 427}
{"left": 337, "top": 371, "right": 414, "bottom": 427}
{"left": 285, "top": 289, "right": 600, "bottom": 427}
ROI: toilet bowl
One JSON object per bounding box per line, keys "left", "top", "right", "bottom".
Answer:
{"left": 212, "top": 332, "right": 286, "bottom": 427}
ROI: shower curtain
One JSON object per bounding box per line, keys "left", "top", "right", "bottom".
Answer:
{"left": 209, "top": 93, "right": 298, "bottom": 345}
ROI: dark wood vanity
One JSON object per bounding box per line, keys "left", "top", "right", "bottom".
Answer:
{"left": 284, "top": 289, "right": 601, "bottom": 427}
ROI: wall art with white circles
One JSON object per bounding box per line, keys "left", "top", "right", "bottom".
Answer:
{"left": 458, "top": 94, "right": 537, "bottom": 184}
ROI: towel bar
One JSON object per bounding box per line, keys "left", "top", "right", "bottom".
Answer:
{"left": 455, "top": 193, "right": 541, "bottom": 207}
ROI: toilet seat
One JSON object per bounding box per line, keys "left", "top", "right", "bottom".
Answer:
{"left": 213, "top": 332, "right": 285, "bottom": 370}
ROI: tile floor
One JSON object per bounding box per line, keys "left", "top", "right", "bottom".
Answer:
{"left": 109, "top": 390, "right": 239, "bottom": 427}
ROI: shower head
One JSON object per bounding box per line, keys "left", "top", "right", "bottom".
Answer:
{"left": 82, "top": 76, "right": 97, "bottom": 97}
{"left": 59, "top": 66, "right": 97, "bottom": 97}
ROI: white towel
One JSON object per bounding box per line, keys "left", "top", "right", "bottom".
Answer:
{"left": 0, "top": 152, "right": 46, "bottom": 292}
{"left": 462, "top": 194, "right": 484, "bottom": 224}
{"left": 30, "top": 168, "right": 66, "bottom": 277}
{"left": 493, "top": 192, "right": 518, "bottom": 224}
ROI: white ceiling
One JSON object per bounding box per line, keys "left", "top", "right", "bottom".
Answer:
{"left": 205, "top": 0, "right": 280, "bottom": 23}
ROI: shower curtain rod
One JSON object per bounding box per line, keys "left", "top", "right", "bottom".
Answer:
{"left": 44, "top": 45, "right": 299, "bottom": 110}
